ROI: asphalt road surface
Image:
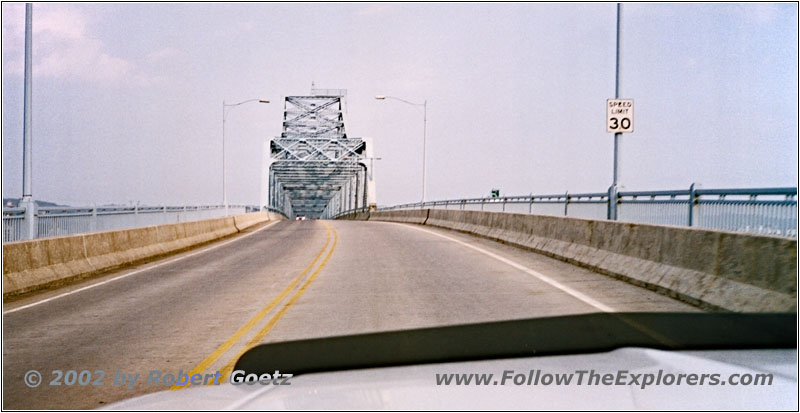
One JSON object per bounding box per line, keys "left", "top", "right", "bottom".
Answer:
{"left": 3, "top": 219, "right": 697, "bottom": 409}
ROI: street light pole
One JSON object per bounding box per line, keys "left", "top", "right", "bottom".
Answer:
{"left": 422, "top": 99, "right": 427, "bottom": 204}
{"left": 222, "top": 98, "right": 269, "bottom": 216}
{"left": 21, "top": 3, "right": 36, "bottom": 240}
{"left": 375, "top": 95, "right": 427, "bottom": 203}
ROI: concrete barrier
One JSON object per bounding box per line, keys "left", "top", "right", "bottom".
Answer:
{"left": 366, "top": 209, "right": 796, "bottom": 312}
{"left": 234, "top": 211, "right": 277, "bottom": 231}
{"left": 337, "top": 211, "right": 370, "bottom": 221}
{"left": 368, "top": 209, "right": 427, "bottom": 224}
{"left": 3, "top": 212, "right": 280, "bottom": 299}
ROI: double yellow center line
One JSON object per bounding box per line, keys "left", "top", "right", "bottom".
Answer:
{"left": 171, "top": 221, "right": 338, "bottom": 390}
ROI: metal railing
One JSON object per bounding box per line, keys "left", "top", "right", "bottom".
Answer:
{"left": 3, "top": 204, "right": 264, "bottom": 243}
{"left": 335, "top": 185, "right": 797, "bottom": 238}
{"left": 3, "top": 209, "right": 25, "bottom": 242}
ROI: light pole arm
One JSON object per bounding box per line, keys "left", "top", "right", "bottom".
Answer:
{"left": 223, "top": 99, "right": 270, "bottom": 120}
{"left": 379, "top": 95, "right": 425, "bottom": 107}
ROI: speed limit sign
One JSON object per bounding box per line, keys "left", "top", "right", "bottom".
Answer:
{"left": 607, "top": 99, "right": 633, "bottom": 133}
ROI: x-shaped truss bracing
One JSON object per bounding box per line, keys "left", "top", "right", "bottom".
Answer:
{"left": 266, "top": 94, "right": 375, "bottom": 219}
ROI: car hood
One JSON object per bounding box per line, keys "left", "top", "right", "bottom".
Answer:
{"left": 105, "top": 347, "right": 797, "bottom": 410}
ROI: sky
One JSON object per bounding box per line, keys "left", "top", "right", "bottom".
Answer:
{"left": 2, "top": 2, "right": 797, "bottom": 207}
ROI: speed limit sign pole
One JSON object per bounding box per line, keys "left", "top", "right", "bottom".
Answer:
{"left": 606, "top": 3, "right": 633, "bottom": 220}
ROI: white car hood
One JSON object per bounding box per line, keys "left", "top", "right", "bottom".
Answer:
{"left": 105, "top": 347, "right": 797, "bottom": 410}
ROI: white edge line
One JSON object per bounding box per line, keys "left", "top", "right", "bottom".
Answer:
{"left": 3, "top": 220, "right": 282, "bottom": 315}
{"left": 400, "top": 223, "right": 616, "bottom": 313}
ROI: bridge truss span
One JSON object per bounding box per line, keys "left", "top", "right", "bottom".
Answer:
{"left": 262, "top": 91, "right": 376, "bottom": 219}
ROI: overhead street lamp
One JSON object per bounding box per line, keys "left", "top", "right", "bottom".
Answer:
{"left": 375, "top": 95, "right": 427, "bottom": 203}
{"left": 365, "top": 156, "right": 382, "bottom": 182}
{"left": 222, "top": 98, "right": 269, "bottom": 215}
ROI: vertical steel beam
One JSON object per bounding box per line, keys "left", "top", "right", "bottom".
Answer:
{"left": 355, "top": 171, "right": 361, "bottom": 210}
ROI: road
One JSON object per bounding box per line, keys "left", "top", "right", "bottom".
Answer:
{"left": 3, "top": 219, "right": 697, "bottom": 409}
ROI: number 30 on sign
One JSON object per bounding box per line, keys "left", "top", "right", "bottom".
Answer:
{"left": 607, "top": 99, "right": 633, "bottom": 133}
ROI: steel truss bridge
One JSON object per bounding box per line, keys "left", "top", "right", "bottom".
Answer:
{"left": 262, "top": 89, "right": 376, "bottom": 219}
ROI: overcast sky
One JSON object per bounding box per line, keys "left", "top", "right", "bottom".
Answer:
{"left": 2, "top": 3, "right": 797, "bottom": 207}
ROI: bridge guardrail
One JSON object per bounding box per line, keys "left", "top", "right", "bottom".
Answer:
{"left": 335, "top": 185, "right": 797, "bottom": 238}
{"left": 2, "top": 204, "right": 264, "bottom": 243}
